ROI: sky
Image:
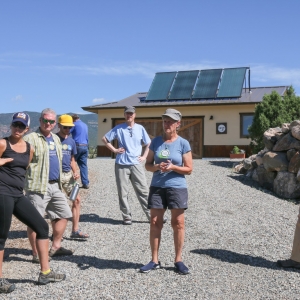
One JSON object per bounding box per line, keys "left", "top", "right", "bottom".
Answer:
{"left": 1, "top": 0, "right": 300, "bottom": 114}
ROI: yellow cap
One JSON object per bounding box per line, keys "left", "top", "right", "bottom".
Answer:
{"left": 58, "top": 114, "right": 75, "bottom": 126}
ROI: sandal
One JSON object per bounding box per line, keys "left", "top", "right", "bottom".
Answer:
{"left": 70, "top": 229, "right": 89, "bottom": 239}
{"left": 174, "top": 261, "right": 190, "bottom": 275}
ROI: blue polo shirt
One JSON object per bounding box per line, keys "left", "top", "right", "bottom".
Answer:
{"left": 70, "top": 120, "right": 88, "bottom": 144}
{"left": 105, "top": 123, "right": 151, "bottom": 165}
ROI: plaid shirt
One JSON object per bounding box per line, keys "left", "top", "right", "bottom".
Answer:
{"left": 24, "top": 128, "right": 63, "bottom": 195}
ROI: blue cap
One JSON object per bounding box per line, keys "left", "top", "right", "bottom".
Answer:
{"left": 12, "top": 112, "right": 30, "bottom": 127}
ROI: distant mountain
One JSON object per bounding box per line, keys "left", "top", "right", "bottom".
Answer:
{"left": 0, "top": 111, "right": 98, "bottom": 147}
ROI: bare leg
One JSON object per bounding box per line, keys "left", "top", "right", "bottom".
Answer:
{"left": 171, "top": 209, "right": 185, "bottom": 263}
{"left": 51, "top": 218, "right": 67, "bottom": 250}
{"left": 71, "top": 196, "right": 80, "bottom": 232}
{"left": 27, "top": 227, "right": 38, "bottom": 256}
{"left": 0, "top": 250, "right": 3, "bottom": 277}
{"left": 36, "top": 239, "right": 50, "bottom": 272}
{"left": 150, "top": 209, "right": 166, "bottom": 263}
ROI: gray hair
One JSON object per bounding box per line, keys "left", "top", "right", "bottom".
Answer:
{"left": 40, "top": 108, "right": 56, "bottom": 118}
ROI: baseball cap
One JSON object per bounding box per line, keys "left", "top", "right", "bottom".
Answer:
{"left": 12, "top": 112, "right": 30, "bottom": 127}
{"left": 162, "top": 108, "right": 182, "bottom": 121}
{"left": 124, "top": 106, "right": 136, "bottom": 113}
{"left": 58, "top": 114, "right": 75, "bottom": 126}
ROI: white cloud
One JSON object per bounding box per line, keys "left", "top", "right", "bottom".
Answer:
{"left": 11, "top": 95, "right": 24, "bottom": 102}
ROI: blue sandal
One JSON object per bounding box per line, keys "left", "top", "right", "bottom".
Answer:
{"left": 70, "top": 229, "right": 89, "bottom": 239}
{"left": 174, "top": 262, "right": 190, "bottom": 275}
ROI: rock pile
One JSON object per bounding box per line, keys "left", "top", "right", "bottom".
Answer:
{"left": 235, "top": 120, "right": 300, "bottom": 199}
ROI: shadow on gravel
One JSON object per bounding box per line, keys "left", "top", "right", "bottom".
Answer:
{"left": 9, "top": 278, "right": 36, "bottom": 284}
{"left": 209, "top": 161, "right": 237, "bottom": 169}
{"left": 4, "top": 248, "right": 31, "bottom": 260}
{"left": 53, "top": 255, "right": 141, "bottom": 270}
{"left": 79, "top": 214, "right": 148, "bottom": 225}
{"left": 191, "top": 249, "right": 300, "bottom": 272}
{"left": 8, "top": 230, "right": 28, "bottom": 239}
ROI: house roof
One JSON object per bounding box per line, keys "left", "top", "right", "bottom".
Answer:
{"left": 82, "top": 86, "right": 288, "bottom": 113}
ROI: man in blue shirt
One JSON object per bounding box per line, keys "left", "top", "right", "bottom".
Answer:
{"left": 57, "top": 114, "right": 89, "bottom": 239}
{"left": 102, "top": 106, "right": 151, "bottom": 225}
{"left": 70, "top": 114, "right": 89, "bottom": 189}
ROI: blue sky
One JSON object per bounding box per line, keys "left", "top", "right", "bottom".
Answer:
{"left": 1, "top": 1, "right": 300, "bottom": 114}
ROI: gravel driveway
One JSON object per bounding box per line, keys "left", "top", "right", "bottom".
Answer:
{"left": 2, "top": 159, "right": 300, "bottom": 299}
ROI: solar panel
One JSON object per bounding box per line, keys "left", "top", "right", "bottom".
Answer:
{"left": 168, "top": 70, "right": 199, "bottom": 100}
{"left": 192, "top": 69, "right": 222, "bottom": 99}
{"left": 145, "top": 72, "right": 177, "bottom": 101}
{"left": 217, "top": 67, "right": 247, "bottom": 98}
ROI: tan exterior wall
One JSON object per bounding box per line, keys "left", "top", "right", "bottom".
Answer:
{"left": 97, "top": 104, "right": 255, "bottom": 146}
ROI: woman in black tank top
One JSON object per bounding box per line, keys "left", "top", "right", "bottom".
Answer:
{"left": 0, "top": 112, "right": 65, "bottom": 293}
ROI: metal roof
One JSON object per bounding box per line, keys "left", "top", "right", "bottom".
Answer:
{"left": 82, "top": 86, "right": 288, "bottom": 113}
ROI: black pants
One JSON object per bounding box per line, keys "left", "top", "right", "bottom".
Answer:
{"left": 0, "top": 194, "right": 49, "bottom": 251}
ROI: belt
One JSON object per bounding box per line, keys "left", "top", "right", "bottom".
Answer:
{"left": 76, "top": 143, "right": 88, "bottom": 146}
{"left": 48, "top": 180, "right": 59, "bottom": 184}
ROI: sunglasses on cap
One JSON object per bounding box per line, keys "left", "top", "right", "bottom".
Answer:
{"left": 42, "top": 118, "right": 55, "bottom": 124}
{"left": 11, "top": 122, "right": 26, "bottom": 130}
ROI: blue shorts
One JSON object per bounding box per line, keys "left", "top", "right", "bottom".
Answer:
{"left": 148, "top": 186, "right": 188, "bottom": 210}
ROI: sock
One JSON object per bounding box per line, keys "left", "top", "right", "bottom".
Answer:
{"left": 41, "top": 269, "right": 51, "bottom": 275}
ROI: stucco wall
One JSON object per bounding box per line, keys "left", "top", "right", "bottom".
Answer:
{"left": 97, "top": 104, "right": 255, "bottom": 146}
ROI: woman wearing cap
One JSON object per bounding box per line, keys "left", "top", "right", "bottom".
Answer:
{"left": 140, "top": 108, "right": 193, "bottom": 275}
{"left": 0, "top": 112, "right": 65, "bottom": 294}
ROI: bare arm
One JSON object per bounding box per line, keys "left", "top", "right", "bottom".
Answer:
{"left": 71, "top": 155, "right": 80, "bottom": 180}
{"left": 138, "top": 143, "right": 150, "bottom": 163}
{"left": 0, "top": 139, "right": 13, "bottom": 166}
{"left": 145, "top": 149, "right": 160, "bottom": 172}
{"left": 101, "top": 136, "right": 125, "bottom": 154}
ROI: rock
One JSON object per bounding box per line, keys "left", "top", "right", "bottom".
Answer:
{"left": 234, "top": 163, "right": 246, "bottom": 174}
{"left": 256, "top": 150, "right": 267, "bottom": 166}
{"left": 272, "top": 133, "right": 300, "bottom": 151}
{"left": 262, "top": 151, "right": 289, "bottom": 172}
{"left": 263, "top": 127, "right": 282, "bottom": 150}
{"left": 251, "top": 160, "right": 258, "bottom": 168}
{"left": 297, "top": 169, "right": 300, "bottom": 182}
{"left": 289, "top": 120, "right": 300, "bottom": 130}
{"left": 243, "top": 158, "right": 252, "bottom": 170}
{"left": 287, "top": 149, "right": 298, "bottom": 161}
{"left": 252, "top": 168, "right": 258, "bottom": 182}
{"left": 256, "top": 165, "right": 276, "bottom": 190}
{"left": 291, "top": 125, "right": 300, "bottom": 141}
{"left": 282, "top": 123, "right": 290, "bottom": 133}
{"left": 288, "top": 152, "right": 300, "bottom": 173}
{"left": 273, "top": 171, "right": 300, "bottom": 199}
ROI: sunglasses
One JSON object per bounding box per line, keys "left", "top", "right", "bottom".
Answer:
{"left": 128, "top": 128, "right": 133, "bottom": 137}
{"left": 11, "top": 122, "right": 26, "bottom": 130}
{"left": 63, "top": 126, "right": 72, "bottom": 129}
{"left": 42, "top": 118, "right": 55, "bottom": 124}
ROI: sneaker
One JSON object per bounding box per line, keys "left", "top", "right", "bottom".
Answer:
{"left": 277, "top": 259, "right": 300, "bottom": 269}
{"left": 49, "top": 247, "right": 74, "bottom": 257}
{"left": 32, "top": 255, "right": 51, "bottom": 264}
{"left": 0, "top": 278, "right": 15, "bottom": 294}
{"left": 140, "top": 261, "right": 161, "bottom": 273}
{"left": 82, "top": 184, "right": 89, "bottom": 189}
{"left": 174, "top": 261, "right": 190, "bottom": 275}
{"left": 38, "top": 269, "right": 66, "bottom": 285}
{"left": 123, "top": 219, "right": 132, "bottom": 225}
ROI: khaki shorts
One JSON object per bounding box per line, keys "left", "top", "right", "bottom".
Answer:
{"left": 61, "top": 171, "right": 76, "bottom": 195}
{"left": 26, "top": 182, "right": 72, "bottom": 221}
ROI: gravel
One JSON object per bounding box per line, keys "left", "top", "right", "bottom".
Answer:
{"left": 2, "top": 159, "right": 300, "bottom": 299}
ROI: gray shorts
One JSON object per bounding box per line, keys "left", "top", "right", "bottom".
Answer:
{"left": 26, "top": 182, "right": 72, "bottom": 221}
{"left": 61, "top": 171, "right": 76, "bottom": 195}
{"left": 148, "top": 186, "right": 188, "bottom": 210}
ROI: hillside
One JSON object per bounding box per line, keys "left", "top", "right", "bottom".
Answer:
{"left": 0, "top": 111, "right": 98, "bottom": 147}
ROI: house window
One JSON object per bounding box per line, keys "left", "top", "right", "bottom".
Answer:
{"left": 240, "top": 113, "right": 254, "bottom": 138}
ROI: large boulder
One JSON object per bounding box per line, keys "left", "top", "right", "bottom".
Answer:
{"left": 291, "top": 125, "right": 300, "bottom": 141}
{"left": 243, "top": 158, "right": 252, "bottom": 170}
{"left": 287, "top": 149, "right": 298, "bottom": 161}
{"left": 282, "top": 123, "right": 290, "bottom": 133}
{"left": 252, "top": 168, "right": 258, "bottom": 182}
{"left": 273, "top": 133, "right": 300, "bottom": 152}
{"left": 262, "top": 151, "right": 289, "bottom": 172}
{"left": 273, "top": 171, "right": 300, "bottom": 199}
{"left": 288, "top": 152, "right": 300, "bottom": 173}
{"left": 263, "top": 127, "right": 282, "bottom": 150}
{"left": 289, "top": 120, "right": 300, "bottom": 130}
{"left": 256, "top": 165, "right": 276, "bottom": 190}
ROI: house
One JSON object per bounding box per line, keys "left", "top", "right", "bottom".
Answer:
{"left": 82, "top": 68, "right": 288, "bottom": 158}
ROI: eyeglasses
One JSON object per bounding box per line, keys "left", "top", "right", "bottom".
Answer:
{"left": 63, "top": 126, "right": 72, "bottom": 129}
{"left": 128, "top": 128, "right": 132, "bottom": 137}
{"left": 42, "top": 118, "right": 55, "bottom": 124}
{"left": 11, "top": 122, "right": 26, "bottom": 130}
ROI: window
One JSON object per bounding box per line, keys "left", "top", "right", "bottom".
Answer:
{"left": 240, "top": 113, "right": 254, "bottom": 138}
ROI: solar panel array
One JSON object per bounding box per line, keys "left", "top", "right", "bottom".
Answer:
{"left": 145, "top": 67, "right": 248, "bottom": 101}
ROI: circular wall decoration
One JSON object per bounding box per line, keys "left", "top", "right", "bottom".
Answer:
{"left": 216, "top": 122, "right": 227, "bottom": 134}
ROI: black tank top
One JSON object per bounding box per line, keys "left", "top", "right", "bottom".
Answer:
{"left": 0, "top": 137, "right": 30, "bottom": 197}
